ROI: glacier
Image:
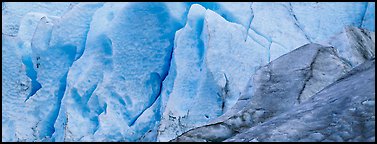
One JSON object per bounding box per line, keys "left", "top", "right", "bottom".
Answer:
{"left": 2, "top": 2, "right": 375, "bottom": 142}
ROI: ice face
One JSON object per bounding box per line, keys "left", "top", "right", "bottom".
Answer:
{"left": 361, "top": 2, "right": 375, "bottom": 31}
{"left": 2, "top": 35, "right": 32, "bottom": 142}
{"left": 2, "top": 2, "right": 77, "bottom": 37}
{"left": 157, "top": 4, "right": 271, "bottom": 141}
{"left": 248, "top": 2, "right": 371, "bottom": 61}
{"left": 2, "top": 2, "right": 375, "bottom": 142}
{"left": 289, "top": 2, "right": 367, "bottom": 42}
{"left": 52, "top": 2, "right": 184, "bottom": 142}
{"left": 157, "top": 4, "right": 223, "bottom": 142}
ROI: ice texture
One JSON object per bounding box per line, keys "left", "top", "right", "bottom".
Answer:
{"left": 2, "top": 35, "right": 32, "bottom": 142}
{"left": 53, "top": 2, "right": 183, "bottom": 142}
{"left": 157, "top": 4, "right": 270, "bottom": 141}
{"left": 361, "top": 2, "right": 375, "bottom": 31}
{"left": 2, "top": 2, "right": 77, "bottom": 37}
{"left": 326, "top": 26, "right": 375, "bottom": 67}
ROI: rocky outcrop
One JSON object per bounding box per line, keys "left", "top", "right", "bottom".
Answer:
{"left": 225, "top": 59, "right": 375, "bottom": 142}
{"left": 171, "top": 43, "right": 370, "bottom": 142}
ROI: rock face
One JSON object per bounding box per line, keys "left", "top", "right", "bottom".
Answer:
{"left": 225, "top": 59, "right": 375, "bottom": 142}
{"left": 2, "top": 2, "right": 375, "bottom": 142}
{"left": 171, "top": 43, "right": 374, "bottom": 142}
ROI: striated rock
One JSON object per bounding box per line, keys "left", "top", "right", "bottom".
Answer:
{"left": 172, "top": 43, "right": 353, "bottom": 142}
{"left": 225, "top": 59, "right": 375, "bottom": 142}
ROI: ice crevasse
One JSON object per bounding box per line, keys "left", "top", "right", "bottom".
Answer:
{"left": 1, "top": 2, "right": 375, "bottom": 142}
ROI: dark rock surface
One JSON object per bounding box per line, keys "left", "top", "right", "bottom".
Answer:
{"left": 172, "top": 43, "right": 375, "bottom": 142}
{"left": 225, "top": 59, "right": 375, "bottom": 142}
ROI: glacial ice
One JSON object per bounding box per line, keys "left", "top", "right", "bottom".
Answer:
{"left": 157, "top": 4, "right": 270, "bottom": 141}
{"left": 361, "top": 2, "right": 376, "bottom": 31}
{"left": 2, "top": 2, "right": 375, "bottom": 142}
{"left": 248, "top": 2, "right": 375, "bottom": 61}
{"left": 157, "top": 4, "right": 224, "bottom": 142}
{"left": 326, "top": 26, "right": 375, "bottom": 67}
{"left": 53, "top": 2, "right": 184, "bottom": 142}
{"left": 289, "top": 2, "right": 367, "bottom": 42}
{"left": 2, "top": 35, "right": 32, "bottom": 142}
{"left": 2, "top": 2, "right": 77, "bottom": 37}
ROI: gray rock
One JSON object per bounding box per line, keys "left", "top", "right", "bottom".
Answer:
{"left": 171, "top": 43, "right": 353, "bottom": 142}
{"left": 225, "top": 58, "right": 375, "bottom": 142}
